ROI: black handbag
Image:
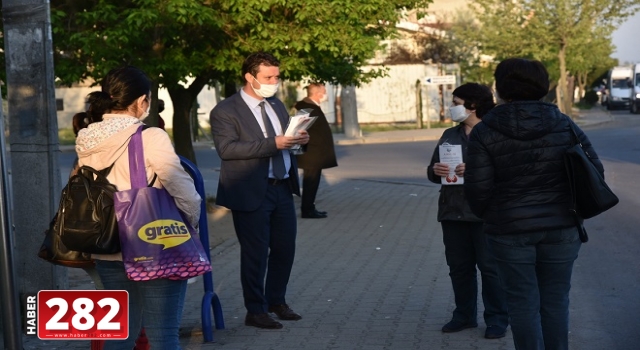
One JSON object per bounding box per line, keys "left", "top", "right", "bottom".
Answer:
{"left": 38, "top": 214, "right": 95, "bottom": 268}
{"left": 564, "top": 122, "right": 619, "bottom": 241}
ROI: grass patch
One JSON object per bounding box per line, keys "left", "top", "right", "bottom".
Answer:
{"left": 330, "top": 122, "right": 452, "bottom": 134}
{"left": 359, "top": 121, "right": 454, "bottom": 133}
{"left": 59, "top": 128, "right": 76, "bottom": 145}
{"left": 574, "top": 102, "right": 595, "bottom": 110}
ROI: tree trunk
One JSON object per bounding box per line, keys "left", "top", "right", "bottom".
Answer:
{"left": 557, "top": 42, "right": 573, "bottom": 117}
{"left": 341, "top": 85, "right": 361, "bottom": 139}
{"left": 147, "top": 80, "right": 160, "bottom": 127}
{"left": 224, "top": 82, "right": 237, "bottom": 98}
{"left": 167, "top": 74, "right": 213, "bottom": 165}
{"left": 168, "top": 87, "right": 197, "bottom": 165}
{"left": 415, "top": 80, "right": 423, "bottom": 129}
{"left": 578, "top": 72, "right": 587, "bottom": 102}
{"left": 567, "top": 75, "right": 575, "bottom": 109}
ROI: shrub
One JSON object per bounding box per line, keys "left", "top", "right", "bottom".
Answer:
{"left": 584, "top": 90, "right": 599, "bottom": 105}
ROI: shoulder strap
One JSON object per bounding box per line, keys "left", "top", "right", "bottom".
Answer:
{"left": 127, "top": 124, "right": 158, "bottom": 188}
{"left": 141, "top": 124, "right": 158, "bottom": 187}
{"left": 568, "top": 121, "right": 580, "bottom": 147}
{"left": 128, "top": 125, "right": 147, "bottom": 189}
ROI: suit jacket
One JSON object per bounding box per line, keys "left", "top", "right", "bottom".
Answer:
{"left": 293, "top": 98, "right": 338, "bottom": 170}
{"left": 210, "top": 92, "right": 301, "bottom": 212}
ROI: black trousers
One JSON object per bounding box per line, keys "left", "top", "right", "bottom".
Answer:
{"left": 301, "top": 168, "right": 322, "bottom": 212}
{"left": 441, "top": 220, "right": 508, "bottom": 328}
{"left": 231, "top": 183, "right": 297, "bottom": 314}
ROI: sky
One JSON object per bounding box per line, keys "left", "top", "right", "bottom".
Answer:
{"left": 610, "top": 11, "right": 639, "bottom": 64}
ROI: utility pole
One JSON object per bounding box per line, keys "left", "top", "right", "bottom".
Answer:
{"left": 2, "top": 0, "right": 67, "bottom": 308}
{"left": 0, "top": 97, "right": 21, "bottom": 350}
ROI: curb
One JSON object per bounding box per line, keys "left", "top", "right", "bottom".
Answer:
{"left": 334, "top": 134, "right": 442, "bottom": 145}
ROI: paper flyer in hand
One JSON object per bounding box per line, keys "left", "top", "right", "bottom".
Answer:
{"left": 285, "top": 108, "right": 317, "bottom": 153}
{"left": 285, "top": 108, "right": 317, "bottom": 137}
{"left": 438, "top": 142, "right": 464, "bottom": 185}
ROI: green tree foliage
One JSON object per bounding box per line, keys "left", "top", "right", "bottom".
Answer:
{"left": 462, "top": 0, "right": 640, "bottom": 115}
{"left": 51, "top": 0, "right": 224, "bottom": 162}
{"left": 45, "top": 0, "right": 431, "bottom": 162}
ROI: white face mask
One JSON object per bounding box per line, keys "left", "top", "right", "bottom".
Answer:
{"left": 251, "top": 76, "right": 279, "bottom": 98}
{"left": 140, "top": 106, "right": 150, "bottom": 120}
{"left": 449, "top": 105, "right": 471, "bottom": 123}
{"left": 138, "top": 96, "right": 150, "bottom": 120}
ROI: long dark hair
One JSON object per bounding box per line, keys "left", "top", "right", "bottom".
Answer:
{"left": 72, "top": 112, "right": 89, "bottom": 136}
{"left": 85, "top": 66, "right": 151, "bottom": 124}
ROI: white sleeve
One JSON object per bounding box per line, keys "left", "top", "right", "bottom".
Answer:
{"left": 142, "top": 127, "right": 202, "bottom": 228}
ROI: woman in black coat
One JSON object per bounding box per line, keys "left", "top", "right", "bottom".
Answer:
{"left": 464, "top": 58, "right": 603, "bottom": 350}
{"left": 427, "top": 83, "right": 508, "bottom": 339}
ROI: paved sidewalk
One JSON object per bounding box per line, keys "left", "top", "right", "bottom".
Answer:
{"left": 22, "top": 107, "right": 613, "bottom": 349}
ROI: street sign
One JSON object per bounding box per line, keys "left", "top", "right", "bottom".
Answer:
{"left": 424, "top": 75, "right": 456, "bottom": 85}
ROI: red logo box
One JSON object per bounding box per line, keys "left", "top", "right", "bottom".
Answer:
{"left": 37, "top": 290, "right": 128, "bottom": 340}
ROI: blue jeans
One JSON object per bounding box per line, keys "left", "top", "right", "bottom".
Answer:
{"left": 441, "top": 221, "right": 508, "bottom": 329}
{"left": 487, "top": 227, "right": 581, "bottom": 350}
{"left": 95, "top": 260, "right": 187, "bottom": 350}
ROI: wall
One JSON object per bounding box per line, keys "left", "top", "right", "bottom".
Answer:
{"left": 55, "top": 83, "right": 218, "bottom": 129}
{"left": 56, "top": 63, "right": 459, "bottom": 129}
{"left": 288, "top": 64, "right": 459, "bottom": 125}
{"left": 355, "top": 64, "right": 447, "bottom": 123}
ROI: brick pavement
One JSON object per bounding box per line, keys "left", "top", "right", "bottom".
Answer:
{"left": 23, "top": 178, "right": 515, "bottom": 350}
{"left": 20, "top": 107, "right": 612, "bottom": 349}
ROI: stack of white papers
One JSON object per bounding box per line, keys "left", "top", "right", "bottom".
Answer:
{"left": 285, "top": 109, "right": 317, "bottom": 137}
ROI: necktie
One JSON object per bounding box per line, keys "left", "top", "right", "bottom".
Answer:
{"left": 259, "top": 101, "right": 286, "bottom": 179}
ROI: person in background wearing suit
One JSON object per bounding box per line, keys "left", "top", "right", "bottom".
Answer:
{"left": 294, "top": 83, "right": 338, "bottom": 219}
{"left": 209, "top": 52, "right": 309, "bottom": 330}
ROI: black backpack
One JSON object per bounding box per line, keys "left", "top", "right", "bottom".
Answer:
{"left": 58, "top": 164, "right": 121, "bottom": 254}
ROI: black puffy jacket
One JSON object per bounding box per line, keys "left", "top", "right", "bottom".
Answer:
{"left": 427, "top": 125, "right": 482, "bottom": 223}
{"left": 464, "top": 101, "right": 604, "bottom": 235}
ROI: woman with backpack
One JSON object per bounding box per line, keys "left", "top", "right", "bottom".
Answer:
{"left": 75, "top": 66, "right": 201, "bottom": 350}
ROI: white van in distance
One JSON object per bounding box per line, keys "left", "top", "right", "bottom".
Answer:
{"left": 630, "top": 64, "right": 640, "bottom": 114}
{"left": 603, "top": 66, "right": 633, "bottom": 110}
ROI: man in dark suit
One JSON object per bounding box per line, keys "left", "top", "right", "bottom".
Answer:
{"left": 210, "top": 52, "right": 309, "bottom": 329}
{"left": 294, "top": 83, "right": 338, "bottom": 218}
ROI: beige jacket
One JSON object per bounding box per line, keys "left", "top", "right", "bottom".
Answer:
{"left": 76, "top": 114, "right": 201, "bottom": 260}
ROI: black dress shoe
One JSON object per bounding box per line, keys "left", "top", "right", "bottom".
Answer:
{"left": 301, "top": 209, "right": 327, "bottom": 219}
{"left": 315, "top": 209, "right": 327, "bottom": 215}
{"left": 268, "top": 304, "right": 302, "bottom": 320}
{"left": 441, "top": 320, "right": 478, "bottom": 333}
{"left": 245, "top": 313, "right": 283, "bottom": 329}
{"left": 485, "top": 325, "right": 507, "bottom": 339}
